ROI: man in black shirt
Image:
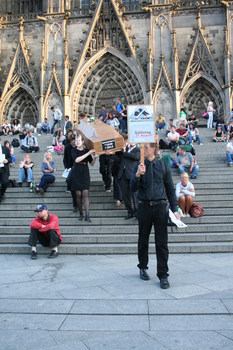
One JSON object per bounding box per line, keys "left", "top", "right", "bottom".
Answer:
{"left": 131, "top": 142, "right": 180, "bottom": 289}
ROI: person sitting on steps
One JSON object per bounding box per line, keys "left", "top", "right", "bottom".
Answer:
{"left": 176, "top": 172, "right": 195, "bottom": 217}
{"left": 18, "top": 154, "right": 34, "bottom": 187}
{"left": 177, "top": 145, "right": 199, "bottom": 179}
{"left": 28, "top": 204, "right": 62, "bottom": 260}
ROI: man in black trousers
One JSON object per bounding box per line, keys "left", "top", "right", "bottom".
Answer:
{"left": 0, "top": 137, "right": 12, "bottom": 202}
{"left": 118, "top": 136, "right": 140, "bottom": 219}
{"left": 130, "top": 142, "right": 180, "bottom": 289}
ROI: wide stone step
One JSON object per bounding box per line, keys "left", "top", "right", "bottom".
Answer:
{"left": 1, "top": 207, "right": 233, "bottom": 218}
{"left": 0, "top": 223, "right": 232, "bottom": 234}
{"left": 0, "top": 232, "right": 232, "bottom": 244}
{"left": 4, "top": 188, "right": 233, "bottom": 198}
{"left": 1, "top": 214, "right": 233, "bottom": 225}
{"left": 0, "top": 242, "right": 233, "bottom": 254}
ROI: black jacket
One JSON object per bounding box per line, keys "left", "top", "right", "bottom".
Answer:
{"left": 117, "top": 146, "right": 140, "bottom": 180}
{"left": 63, "top": 142, "right": 75, "bottom": 169}
{"left": 0, "top": 145, "right": 11, "bottom": 176}
{"left": 64, "top": 120, "right": 73, "bottom": 132}
{"left": 130, "top": 158, "right": 177, "bottom": 212}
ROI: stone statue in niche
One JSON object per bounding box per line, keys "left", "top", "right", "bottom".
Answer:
{"left": 91, "top": 33, "right": 97, "bottom": 52}
{"left": 112, "top": 28, "right": 116, "bottom": 46}
{"left": 105, "top": 20, "right": 110, "bottom": 40}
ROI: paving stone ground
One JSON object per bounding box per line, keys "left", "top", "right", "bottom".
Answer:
{"left": 0, "top": 253, "right": 233, "bottom": 350}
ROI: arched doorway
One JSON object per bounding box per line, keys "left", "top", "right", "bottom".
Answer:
{"left": 3, "top": 87, "right": 39, "bottom": 126}
{"left": 182, "top": 77, "right": 224, "bottom": 118}
{"left": 73, "top": 52, "right": 145, "bottom": 118}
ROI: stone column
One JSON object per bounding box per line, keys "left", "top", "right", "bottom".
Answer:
{"left": 147, "top": 31, "right": 154, "bottom": 104}
{"left": 171, "top": 30, "right": 180, "bottom": 118}
{"left": 63, "top": 35, "right": 71, "bottom": 118}
{"left": 39, "top": 39, "right": 46, "bottom": 121}
{"left": 224, "top": 25, "right": 232, "bottom": 116}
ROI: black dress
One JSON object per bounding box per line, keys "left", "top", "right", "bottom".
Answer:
{"left": 70, "top": 148, "right": 93, "bottom": 191}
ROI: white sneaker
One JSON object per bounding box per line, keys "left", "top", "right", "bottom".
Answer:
{"left": 199, "top": 143, "right": 203, "bottom": 145}
{"left": 186, "top": 213, "right": 190, "bottom": 217}
{"left": 38, "top": 134, "right": 41, "bottom": 136}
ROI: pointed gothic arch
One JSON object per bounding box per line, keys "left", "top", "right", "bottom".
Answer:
{"left": 0, "top": 84, "right": 39, "bottom": 125}
{"left": 0, "top": 83, "right": 39, "bottom": 125}
{"left": 71, "top": 47, "right": 147, "bottom": 120}
{"left": 181, "top": 74, "right": 225, "bottom": 118}
{"left": 153, "top": 86, "right": 174, "bottom": 119}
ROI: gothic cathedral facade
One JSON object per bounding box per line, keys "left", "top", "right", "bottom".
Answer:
{"left": 0, "top": 0, "right": 232, "bottom": 125}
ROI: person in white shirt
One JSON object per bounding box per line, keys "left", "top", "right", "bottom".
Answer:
{"left": 51, "top": 106, "right": 62, "bottom": 134}
{"left": 21, "top": 130, "right": 39, "bottom": 153}
{"left": 167, "top": 125, "right": 180, "bottom": 151}
{"left": 176, "top": 172, "right": 195, "bottom": 217}
{"left": 11, "top": 118, "right": 21, "bottom": 135}
{"left": 63, "top": 115, "right": 72, "bottom": 136}
{"left": 2, "top": 119, "right": 11, "bottom": 135}
{"left": 226, "top": 139, "right": 233, "bottom": 166}
{"left": 207, "top": 101, "right": 215, "bottom": 128}
{"left": 106, "top": 112, "right": 120, "bottom": 131}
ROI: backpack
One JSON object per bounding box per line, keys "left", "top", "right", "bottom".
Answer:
{"left": 190, "top": 204, "right": 204, "bottom": 218}
{"left": 11, "top": 138, "right": 19, "bottom": 147}
{"left": 162, "top": 154, "right": 171, "bottom": 167}
{"left": 182, "top": 144, "right": 196, "bottom": 155}
{"left": 159, "top": 139, "right": 170, "bottom": 150}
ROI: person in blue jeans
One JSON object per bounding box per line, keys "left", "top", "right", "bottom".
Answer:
{"left": 51, "top": 107, "right": 62, "bottom": 134}
{"left": 188, "top": 123, "right": 203, "bottom": 145}
{"left": 35, "top": 152, "right": 56, "bottom": 194}
{"left": 38, "top": 118, "right": 50, "bottom": 135}
{"left": 177, "top": 146, "right": 199, "bottom": 179}
{"left": 226, "top": 139, "right": 233, "bottom": 166}
{"left": 18, "top": 154, "right": 34, "bottom": 187}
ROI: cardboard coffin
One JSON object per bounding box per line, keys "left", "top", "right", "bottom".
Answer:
{"left": 77, "top": 119, "right": 123, "bottom": 155}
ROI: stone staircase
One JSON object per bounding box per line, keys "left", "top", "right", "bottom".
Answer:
{"left": 0, "top": 128, "right": 233, "bottom": 255}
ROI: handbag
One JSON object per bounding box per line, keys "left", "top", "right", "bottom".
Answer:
{"left": 190, "top": 204, "right": 204, "bottom": 218}
{"left": 202, "top": 112, "right": 209, "bottom": 119}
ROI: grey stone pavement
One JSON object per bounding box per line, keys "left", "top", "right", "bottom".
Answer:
{"left": 0, "top": 253, "right": 233, "bottom": 350}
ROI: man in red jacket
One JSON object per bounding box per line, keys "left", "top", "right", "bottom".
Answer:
{"left": 28, "top": 204, "right": 62, "bottom": 260}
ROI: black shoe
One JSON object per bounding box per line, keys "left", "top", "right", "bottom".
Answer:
{"left": 39, "top": 188, "right": 44, "bottom": 195}
{"left": 30, "top": 251, "right": 38, "bottom": 260}
{"left": 140, "top": 269, "right": 150, "bottom": 280}
{"left": 190, "top": 175, "right": 197, "bottom": 179}
{"left": 18, "top": 183, "right": 22, "bottom": 187}
{"left": 26, "top": 182, "right": 31, "bottom": 187}
{"left": 73, "top": 207, "right": 78, "bottom": 212}
{"left": 48, "top": 250, "right": 58, "bottom": 259}
{"left": 160, "top": 277, "right": 170, "bottom": 289}
{"left": 125, "top": 213, "right": 134, "bottom": 220}
{"left": 78, "top": 214, "right": 83, "bottom": 221}
{"left": 85, "top": 216, "right": 92, "bottom": 222}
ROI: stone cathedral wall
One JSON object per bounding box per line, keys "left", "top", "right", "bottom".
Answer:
{"left": 0, "top": 0, "right": 232, "bottom": 126}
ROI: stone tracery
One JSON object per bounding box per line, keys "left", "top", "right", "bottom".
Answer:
{"left": 73, "top": 52, "right": 144, "bottom": 118}
{"left": 4, "top": 87, "right": 39, "bottom": 125}
{"left": 183, "top": 77, "right": 224, "bottom": 117}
